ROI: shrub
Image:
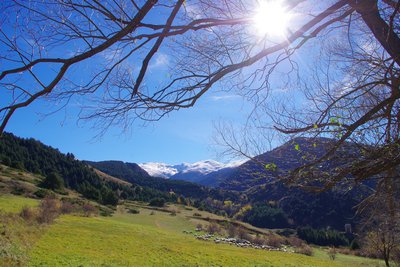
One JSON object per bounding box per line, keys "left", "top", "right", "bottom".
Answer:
{"left": 82, "top": 203, "right": 98, "bottom": 217}
{"left": 127, "top": 208, "right": 140, "bottom": 214}
{"left": 170, "top": 209, "right": 177, "bottom": 216}
{"left": 2, "top": 157, "right": 11, "bottom": 166}
{"left": 11, "top": 187, "right": 25, "bottom": 195}
{"left": 193, "top": 212, "right": 202, "bottom": 217}
{"left": 237, "top": 227, "right": 251, "bottom": 240}
{"left": 265, "top": 235, "right": 286, "bottom": 248}
{"left": 37, "top": 196, "right": 60, "bottom": 224}
{"left": 350, "top": 239, "right": 361, "bottom": 250}
{"left": 149, "top": 198, "right": 165, "bottom": 207}
{"left": 288, "top": 236, "right": 305, "bottom": 247}
{"left": 328, "top": 247, "right": 337, "bottom": 260}
{"left": 34, "top": 189, "right": 51, "bottom": 198}
{"left": 392, "top": 248, "right": 400, "bottom": 267}
{"left": 207, "top": 223, "right": 220, "bottom": 234}
{"left": 295, "top": 244, "right": 313, "bottom": 256}
{"left": 60, "top": 201, "right": 77, "bottom": 214}
{"left": 227, "top": 224, "right": 237, "bottom": 238}
{"left": 99, "top": 207, "right": 113, "bottom": 217}
{"left": 253, "top": 235, "right": 266, "bottom": 245}
{"left": 19, "top": 206, "right": 36, "bottom": 221}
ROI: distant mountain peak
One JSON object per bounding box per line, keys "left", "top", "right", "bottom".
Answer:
{"left": 139, "top": 159, "right": 244, "bottom": 179}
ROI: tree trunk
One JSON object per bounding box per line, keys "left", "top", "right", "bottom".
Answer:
{"left": 350, "top": 0, "right": 400, "bottom": 66}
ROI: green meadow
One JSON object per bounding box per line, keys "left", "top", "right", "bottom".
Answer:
{"left": 0, "top": 194, "right": 39, "bottom": 213}
{"left": 0, "top": 195, "right": 385, "bottom": 267}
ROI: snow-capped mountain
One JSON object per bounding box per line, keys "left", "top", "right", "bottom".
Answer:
{"left": 137, "top": 162, "right": 179, "bottom": 178}
{"left": 139, "top": 159, "right": 245, "bottom": 181}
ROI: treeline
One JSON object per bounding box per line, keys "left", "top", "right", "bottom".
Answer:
{"left": 242, "top": 202, "right": 289, "bottom": 229}
{"left": 0, "top": 132, "right": 174, "bottom": 205}
{"left": 297, "top": 226, "right": 350, "bottom": 247}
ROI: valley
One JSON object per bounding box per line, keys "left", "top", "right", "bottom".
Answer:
{"left": 0, "top": 133, "right": 395, "bottom": 266}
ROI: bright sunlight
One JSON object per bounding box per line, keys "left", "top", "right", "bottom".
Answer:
{"left": 253, "top": 0, "right": 292, "bottom": 37}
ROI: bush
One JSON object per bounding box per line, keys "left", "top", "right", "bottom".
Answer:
{"left": 237, "top": 227, "right": 251, "bottom": 240}
{"left": 82, "top": 203, "right": 98, "bottom": 217}
{"left": 392, "top": 248, "right": 400, "bottom": 267}
{"left": 149, "top": 198, "right": 165, "bottom": 207}
{"left": 193, "top": 212, "right": 202, "bottom": 217}
{"left": 127, "top": 208, "right": 140, "bottom": 214}
{"left": 328, "top": 247, "right": 337, "bottom": 260}
{"left": 288, "top": 236, "right": 305, "bottom": 247}
{"left": 265, "top": 235, "right": 286, "bottom": 248}
{"left": 227, "top": 224, "right": 237, "bottom": 238}
{"left": 350, "top": 239, "right": 360, "bottom": 250}
{"left": 207, "top": 223, "right": 220, "bottom": 234}
{"left": 253, "top": 235, "right": 266, "bottom": 245}
{"left": 295, "top": 244, "right": 313, "bottom": 256}
{"left": 34, "top": 189, "right": 51, "bottom": 198}
{"left": 11, "top": 186, "right": 25, "bottom": 195}
{"left": 60, "top": 201, "right": 77, "bottom": 214}
{"left": 19, "top": 206, "right": 36, "bottom": 221}
{"left": 2, "top": 157, "right": 11, "bottom": 166}
{"left": 37, "top": 196, "right": 60, "bottom": 224}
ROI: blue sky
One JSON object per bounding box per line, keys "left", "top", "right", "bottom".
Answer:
{"left": 6, "top": 83, "right": 253, "bottom": 164}
{"left": 1, "top": 0, "right": 309, "bottom": 164}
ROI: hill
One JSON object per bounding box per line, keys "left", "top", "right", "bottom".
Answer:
{"left": 0, "top": 133, "right": 177, "bottom": 205}
{"left": 207, "top": 138, "right": 372, "bottom": 230}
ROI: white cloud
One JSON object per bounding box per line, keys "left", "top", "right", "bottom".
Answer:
{"left": 101, "top": 48, "right": 123, "bottom": 62}
{"left": 210, "top": 95, "right": 241, "bottom": 101}
{"left": 149, "top": 53, "right": 169, "bottom": 69}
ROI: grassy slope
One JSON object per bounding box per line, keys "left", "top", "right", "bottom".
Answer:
{"left": 0, "top": 166, "right": 386, "bottom": 267}
{"left": 28, "top": 206, "right": 385, "bottom": 267}
{"left": 0, "top": 194, "right": 39, "bottom": 213}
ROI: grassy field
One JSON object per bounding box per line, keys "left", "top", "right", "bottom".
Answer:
{"left": 0, "top": 194, "right": 39, "bottom": 213}
{"left": 26, "top": 205, "right": 385, "bottom": 267}
{"left": 0, "top": 188, "right": 386, "bottom": 266}
{"left": 26, "top": 214, "right": 360, "bottom": 267}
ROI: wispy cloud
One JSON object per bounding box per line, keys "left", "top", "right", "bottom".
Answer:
{"left": 101, "top": 48, "right": 123, "bottom": 62}
{"left": 149, "top": 53, "right": 169, "bottom": 69}
{"left": 210, "top": 95, "right": 241, "bottom": 101}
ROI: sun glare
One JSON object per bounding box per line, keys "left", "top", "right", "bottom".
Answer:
{"left": 253, "top": 0, "right": 292, "bottom": 38}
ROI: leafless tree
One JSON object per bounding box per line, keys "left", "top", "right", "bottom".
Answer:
{"left": 0, "top": 1, "right": 399, "bottom": 186}
{"left": 360, "top": 186, "right": 400, "bottom": 267}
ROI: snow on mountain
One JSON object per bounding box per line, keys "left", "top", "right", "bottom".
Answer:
{"left": 139, "top": 159, "right": 244, "bottom": 179}
{"left": 138, "top": 162, "right": 178, "bottom": 178}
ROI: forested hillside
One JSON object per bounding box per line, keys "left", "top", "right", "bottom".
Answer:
{"left": 209, "top": 138, "right": 373, "bottom": 230}
{"left": 0, "top": 133, "right": 174, "bottom": 205}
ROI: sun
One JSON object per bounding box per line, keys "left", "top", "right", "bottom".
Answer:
{"left": 253, "top": 0, "right": 292, "bottom": 38}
